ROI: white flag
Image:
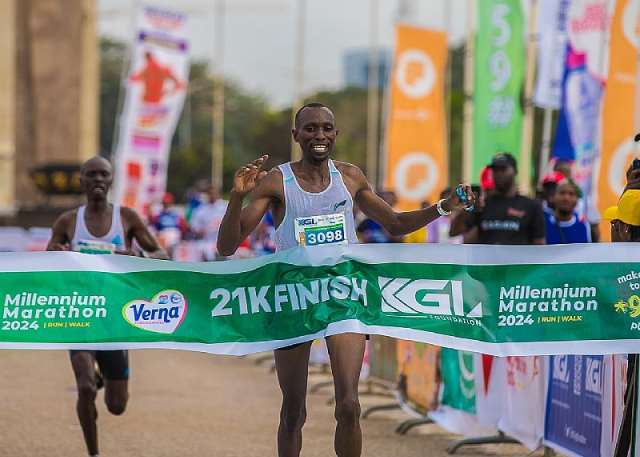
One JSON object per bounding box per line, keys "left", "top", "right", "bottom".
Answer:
{"left": 533, "top": 0, "right": 571, "bottom": 108}
{"left": 113, "top": 6, "right": 190, "bottom": 213}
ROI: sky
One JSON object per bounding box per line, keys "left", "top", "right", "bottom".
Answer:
{"left": 98, "top": 0, "right": 469, "bottom": 107}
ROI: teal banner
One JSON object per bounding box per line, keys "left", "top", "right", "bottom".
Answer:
{"left": 1, "top": 244, "right": 639, "bottom": 356}
{"left": 473, "top": 0, "right": 525, "bottom": 179}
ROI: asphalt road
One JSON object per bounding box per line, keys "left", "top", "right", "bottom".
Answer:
{"left": 0, "top": 349, "right": 537, "bottom": 457}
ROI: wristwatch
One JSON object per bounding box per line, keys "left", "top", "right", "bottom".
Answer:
{"left": 437, "top": 199, "right": 451, "bottom": 216}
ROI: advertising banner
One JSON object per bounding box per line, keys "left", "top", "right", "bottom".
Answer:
{"left": 533, "top": 0, "right": 571, "bottom": 109}
{"left": 113, "top": 6, "right": 190, "bottom": 213}
{"left": 472, "top": 0, "right": 525, "bottom": 180}
{"left": 441, "top": 348, "right": 475, "bottom": 413}
{"left": 385, "top": 26, "right": 447, "bottom": 210}
{"left": 498, "top": 356, "right": 546, "bottom": 450}
{"left": 2, "top": 244, "right": 640, "bottom": 356}
{"left": 430, "top": 348, "right": 494, "bottom": 437}
{"left": 601, "top": 355, "right": 628, "bottom": 457}
{"left": 545, "top": 355, "right": 604, "bottom": 457}
{"left": 597, "top": 0, "right": 639, "bottom": 240}
{"left": 397, "top": 340, "right": 439, "bottom": 410}
{"left": 554, "top": 1, "right": 613, "bottom": 225}
{"left": 474, "top": 354, "right": 507, "bottom": 427}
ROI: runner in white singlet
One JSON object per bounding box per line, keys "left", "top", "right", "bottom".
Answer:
{"left": 47, "top": 156, "right": 167, "bottom": 457}
{"left": 217, "top": 103, "right": 475, "bottom": 457}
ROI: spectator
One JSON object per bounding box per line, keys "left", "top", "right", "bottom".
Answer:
{"left": 184, "top": 178, "right": 209, "bottom": 224}
{"left": 190, "top": 184, "right": 228, "bottom": 260}
{"left": 357, "top": 190, "right": 404, "bottom": 243}
{"left": 545, "top": 178, "right": 591, "bottom": 244}
{"left": 463, "top": 152, "right": 545, "bottom": 245}
{"left": 603, "top": 161, "right": 640, "bottom": 456}
{"left": 550, "top": 158, "right": 601, "bottom": 241}
{"left": 152, "top": 192, "right": 187, "bottom": 256}
{"left": 251, "top": 212, "right": 277, "bottom": 256}
{"left": 539, "top": 171, "right": 565, "bottom": 213}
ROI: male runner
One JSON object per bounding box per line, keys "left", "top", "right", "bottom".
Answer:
{"left": 217, "top": 102, "right": 474, "bottom": 457}
{"left": 47, "top": 156, "right": 168, "bottom": 457}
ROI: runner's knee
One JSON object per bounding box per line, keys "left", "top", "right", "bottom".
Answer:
{"left": 106, "top": 396, "right": 127, "bottom": 416}
{"left": 280, "top": 401, "right": 306, "bottom": 432}
{"left": 334, "top": 398, "right": 360, "bottom": 426}
{"left": 77, "top": 382, "right": 97, "bottom": 402}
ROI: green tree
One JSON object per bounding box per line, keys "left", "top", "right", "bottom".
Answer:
{"left": 99, "top": 38, "right": 126, "bottom": 156}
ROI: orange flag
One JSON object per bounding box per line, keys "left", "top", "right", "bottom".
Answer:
{"left": 597, "top": 0, "right": 639, "bottom": 240}
{"left": 385, "top": 26, "right": 448, "bottom": 211}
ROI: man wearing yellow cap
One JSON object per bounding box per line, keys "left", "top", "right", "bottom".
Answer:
{"left": 604, "top": 165, "right": 640, "bottom": 241}
{"left": 605, "top": 163, "right": 640, "bottom": 457}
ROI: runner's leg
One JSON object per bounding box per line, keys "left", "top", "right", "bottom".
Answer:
{"left": 326, "top": 333, "right": 366, "bottom": 457}
{"left": 104, "top": 380, "right": 128, "bottom": 415}
{"left": 70, "top": 351, "right": 99, "bottom": 456}
{"left": 96, "top": 351, "right": 129, "bottom": 415}
{"left": 274, "top": 342, "right": 312, "bottom": 457}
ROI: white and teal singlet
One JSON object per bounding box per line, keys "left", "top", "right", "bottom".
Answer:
{"left": 274, "top": 160, "right": 359, "bottom": 252}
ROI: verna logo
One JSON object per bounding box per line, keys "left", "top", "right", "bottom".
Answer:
{"left": 379, "top": 277, "right": 482, "bottom": 318}
{"left": 122, "top": 289, "right": 187, "bottom": 334}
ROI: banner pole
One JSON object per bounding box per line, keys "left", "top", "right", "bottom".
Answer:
{"left": 290, "top": 0, "right": 307, "bottom": 162}
{"left": 538, "top": 107, "right": 553, "bottom": 180}
{"left": 211, "top": 0, "right": 225, "bottom": 189}
{"left": 519, "top": 0, "right": 539, "bottom": 195}
{"left": 444, "top": 0, "right": 452, "bottom": 184}
{"left": 110, "top": 0, "right": 139, "bottom": 163}
{"left": 462, "top": 0, "right": 474, "bottom": 184}
{"left": 366, "top": 0, "right": 380, "bottom": 187}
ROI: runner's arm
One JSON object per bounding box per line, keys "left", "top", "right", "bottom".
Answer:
{"left": 346, "top": 166, "right": 474, "bottom": 236}
{"left": 217, "top": 171, "right": 277, "bottom": 257}
{"left": 46, "top": 213, "right": 73, "bottom": 251}
{"left": 122, "top": 208, "right": 170, "bottom": 259}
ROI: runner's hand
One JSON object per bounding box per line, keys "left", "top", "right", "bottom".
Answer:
{"left": 232, "top": 155, "right": 269, "bottom": 197}
{"left": 444, "top": 184, "right": 476, "bottom": 211}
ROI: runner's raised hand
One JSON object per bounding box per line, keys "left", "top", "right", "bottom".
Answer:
{"left": 444, "top": 184, "right": 477, "bottom": 211}
{"left": 232, "top": 155, "right": 269, "bottom": 197}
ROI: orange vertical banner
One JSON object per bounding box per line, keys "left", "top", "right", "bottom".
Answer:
{"left": 385, "top": 26, "right": 448, "bottom": 211}
{"left": 597, "top": 0, "right": 639, "bottom": 240}
{"left": 396, "top": 340, "right": 440, "bottom": 411}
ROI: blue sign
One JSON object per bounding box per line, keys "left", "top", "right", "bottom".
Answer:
{"left": 545, "top": 355, "right": 603, "bottom": 457}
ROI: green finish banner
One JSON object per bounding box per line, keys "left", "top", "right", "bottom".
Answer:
{"left": 473, "top": 0, "right": 525, "bottom": 179}
{"left": 1, "top": 244, "right": 639, "bottom": 356}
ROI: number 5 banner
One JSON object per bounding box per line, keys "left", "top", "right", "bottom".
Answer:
{"left": 473, "top": 0, "right": 525, "bottom": 180}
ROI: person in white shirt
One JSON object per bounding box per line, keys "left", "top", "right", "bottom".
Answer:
{"left": 190, "top": 184, "right": 228, "bottom": 260}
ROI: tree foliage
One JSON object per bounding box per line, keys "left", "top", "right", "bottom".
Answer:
{"left": 99, "top": 38, "right": 548, "bottom": 201}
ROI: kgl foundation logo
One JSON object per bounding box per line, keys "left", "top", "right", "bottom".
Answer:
{"left": 379, "top": 277, "right": 482, "bottom": 319}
